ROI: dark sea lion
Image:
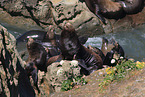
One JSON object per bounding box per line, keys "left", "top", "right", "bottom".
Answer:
{"left": 60, "top": 23, "right": 81, "bottom": 60}
{"left": 26, "top": 38, "right": 48, "bottom": 72}
{"left": 87, "top": 45, "right": 105, "bottom": 61}
{"left": 84, "top": 0, "right": 125, "bottom": 21}
{"left": 25, "top": 62, "right": 40, "bottom": 93}
{"left": 118, "top": 0, "right": 144, "bottom": 14}
{"left": 60, "top": 23, "right": 103, "bottom": 75}
{"left": 77, "top": 45, "right": 103, "bottom": 75}
{"left": 84, "top": 0, "right": 107, "bottom": 24}
{"left": 25, "top": 38, "right": 49, "bottom": 93}
{"left": 84, "top": 0, "right": 144, "bottom": 21}
{"left": 101, "top": 37, "right": 124, "bottom": 66}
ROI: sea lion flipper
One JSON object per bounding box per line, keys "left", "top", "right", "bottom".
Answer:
{"left": 78, "top": 59, "right": 90, "bottom": 75}
{"left": 95, "top": 13, "right": 106, "bottom": 24}
{"left": 84, "top": 0, "right": 106, "bottom": 24}
{"left": 94, "top": 4, "right": 106, "bottom": 24}
{"left": 31, "top": 68, "right": 38, "bottom": 85}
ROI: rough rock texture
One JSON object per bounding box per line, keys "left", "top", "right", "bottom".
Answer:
{"left": 51, "top": 0, "right": 104, "bottom": 36}
{"left": 47, "top": 60, "right": 81, "bottom": 92}
{"left": 0, "top": 0, "right": 144, "bottom": 37}
{"left": 0, "top": 0, "right": 53, "bottom": 31}
{"left": 0, "top": 24, "right": 35, "bottom": 97}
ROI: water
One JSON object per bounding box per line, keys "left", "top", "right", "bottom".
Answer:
{"left": 85, "top": 24, "right": 145, "bottom": 61}
{"left": 1, "top": 21, "right": 145, "bottom": 61}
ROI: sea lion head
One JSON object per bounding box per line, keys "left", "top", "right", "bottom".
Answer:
{"left": 109, "top": 38, "right": 124, "bottom": 57}
{"left": 60, "top": 23, "right": 81, "bottom": 59}
{"left": 102, "top": 37, "right": 124, "bottom": 66}
{"left": 27, "top": 37, "right": 35, "bottom": 48}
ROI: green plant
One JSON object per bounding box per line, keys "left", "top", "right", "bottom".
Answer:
{"left": 99, "top": 59, "right": 145, "bottom": 91}
{"left": 61, "top": 79, "right": 74, "bottom": 91}
{"left": 61, "top": 76, "right": 87, "bottom": 91}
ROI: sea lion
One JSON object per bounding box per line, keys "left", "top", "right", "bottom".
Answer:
{"left": 118, "top": 0, "right": 144, "bottom": 14}
{"left": 45, "top": 26, "right": 60, "bottom": 57}
{"left": 16, "top": 30, "right": 48, "bottom": 43}
{"left": 87, "top": 45, "right": 105, "bottom": 61}
{"left": 60, "top": 23, "right": 103, "bottom": 75}
{"left": 101, "top": 37, "right": 124, "bottom": 66}
{"left": 26, "top": 38, "right": 48, "bottom": 72}
{"left": 60, "top": 23, "right": 81, "bottom": 60}
{"left": 25, "top": 38, "right": 49, "bottom": 93}
{"left": 84, "top": 0, "right": 107, "bottom": 24}
{"left": 84, "top": 0, "right": 144, "bottom": 21}
{"left": 84, "top": 0, "right": 125, "bottom": 21}
{"left": 25, "top": 62, "right": 40, "bottom": 93}
{"left": 77, "top": 45, "right": 103, "bottom": 75}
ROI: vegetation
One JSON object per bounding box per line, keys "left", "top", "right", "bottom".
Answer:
{"left": 61, "top": 76, "right": 87, "bottom": 91}
{"left": 99, "top": 58, "right": 145, "bottom": 91}
{"left": 60, "top": 56, "right": 145, "bottom": 92}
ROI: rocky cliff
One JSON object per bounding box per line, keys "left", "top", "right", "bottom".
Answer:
{"left": 0, "top": 0, "right": 145, "bottom": 37}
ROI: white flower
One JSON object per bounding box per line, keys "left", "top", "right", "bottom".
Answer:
{"left": 111, "top": 59, "right": 116, "bottom": 64}
{"left": 71, "top": 60, "right": 78, "bottom": 66}
{"left": 60, "top": 60, "right": 65, "bottom": 65}
{"left": 57, "top": 68, "right": 63, "bottom": 75}
{"left": 120, "top": 56, "right": 124, "bottom": 59}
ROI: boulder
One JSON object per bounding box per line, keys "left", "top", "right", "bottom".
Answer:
{"left": 47, "top": 60, "right": 81, "bottom": 92}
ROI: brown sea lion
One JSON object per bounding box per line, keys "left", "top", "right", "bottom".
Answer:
{"left": 60, "top": 23, "right": 81, "bottom": 60}
{"left": 118, "top": 0, "right": 144, "bottom": 14}
{"left": 45, "top": 25, "right": 60, "bottom": 57}
{"left": 60, "top": 23, "right": 103, "bottom": 75}
{"left": 84, "top": 0, "right": 107, "bottom": 24}
{"left": 25, "top": 38, "right": 50, "bottom": 93}
{"left": 87, "top": 45, "right": 105, "bottom": 61}
{"left": 84, "top": 0, "right": 144, "bottom": 22}
{"left": 26, "top": 38, "right": 48, "bottom": 72}
{"left": 84, "top": 0, "right": 125, "bottom": 21}
{"left": 77, "top": 45, "right": 103, "bottom": 75}
{"left": 101, "top": 37, "right": 124, "bottom": 66}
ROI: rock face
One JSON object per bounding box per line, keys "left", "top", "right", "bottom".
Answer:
{"left": 0, "top": 0, "right": 144, "bottom": 37}
{"left": 0, "top": 24, "right": 35, "bottom": 96}
{"left": 47, "top": 60, "right": 81, "bottom": 92}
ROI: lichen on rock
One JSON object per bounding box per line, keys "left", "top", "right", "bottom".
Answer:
{"left": 47, "top": 60, "right": 81, "bottom": 92}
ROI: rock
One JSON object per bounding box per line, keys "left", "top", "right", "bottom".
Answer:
{"left": 51, "top": 0, "right": 104, "bottom": 36}
{"left": 0, "top": 24, "right": 35, "bottom": 96}
{"left": 0, "top": 0, "right": 54, "bottom": 30}
{"left": 0, "top": 0, "right": 145, "bottom": 36}
{"left": 47, "top": 60, "right": 81, "bottom": 92}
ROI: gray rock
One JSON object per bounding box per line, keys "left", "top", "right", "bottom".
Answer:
{"left": 0, "top": 0, "right": 145, "bottom": 36}
{"left": 47, "top": 60, "right": 81, "bottom": 92}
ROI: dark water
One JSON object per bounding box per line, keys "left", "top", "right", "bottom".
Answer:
{"left": 1, "top": 21, "right": 145, "bottom": 61}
